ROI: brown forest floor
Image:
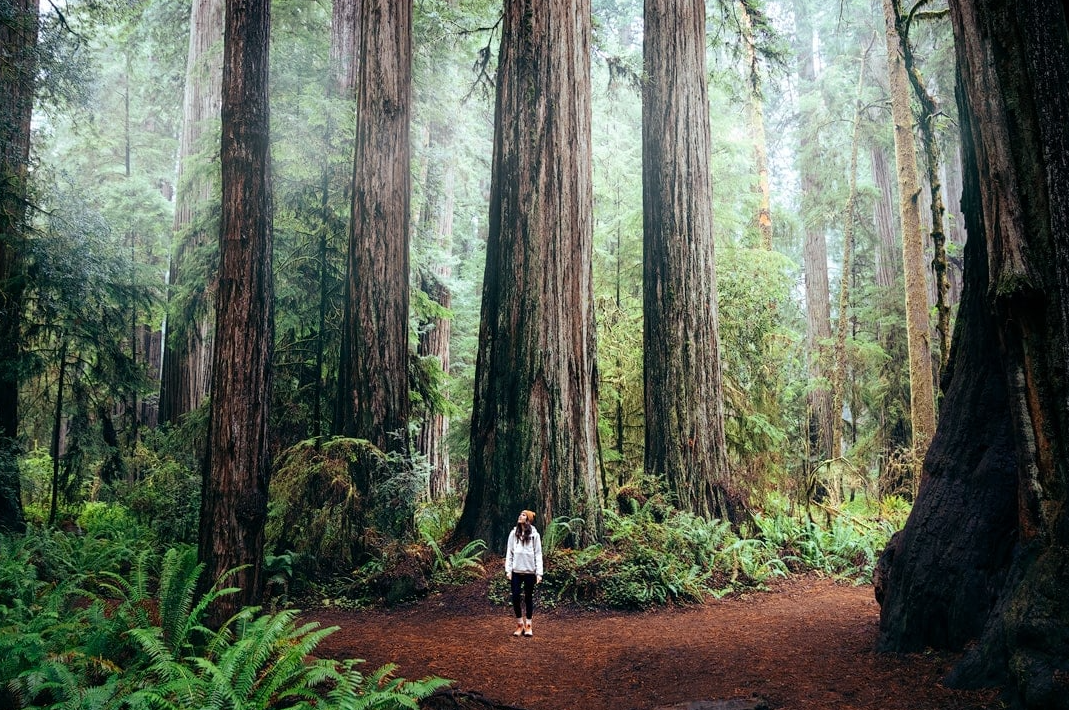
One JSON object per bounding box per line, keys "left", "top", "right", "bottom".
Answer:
{"left": 306, "top": 572, "right": 1006, "bottom": 710}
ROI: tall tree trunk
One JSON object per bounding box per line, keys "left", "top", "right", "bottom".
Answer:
{"left": 336, "top": 0, "right": 412, "bottom": 460}
{"left": 882, "top": 0, "right": 936, "bottom": 454}
{"left": 0, "top": 0, "right": 37, "bottom": 533}
{"left": 642, "top": 0, "right": 735, "bottom": 521}
{"left": 312, "top": 0, "right": 359, "bottom": 442}
{"left": 830, "top": 47, "right": 869, "bottom": 476}
{"left": 739, "top": 1, "right": 773, "bottom": 250}
{"left": 456, "top": 0, "right": 602, "bottom": 552}
{"left": 877, "top": 3, "right": 1069, "bottom": 707}
{"left": 48, "top": 343, "right": 68, "bottom": 527}
{"left": 871, "top": 143, "right": 912, "bottom": 493}
{"left": 199, "top": 0, "right": 273, "bottom": 623}
{"left": 159, "top": 0, "right": 224, "bottom": 426}
{"left": 416, "top": 124, "right": 455, "bottom": 500}
{"left": 896, "top": 0, "right": 952, "bottom": 377}
{"left": 794, "top": 4, "right": 835, "bottom": 473}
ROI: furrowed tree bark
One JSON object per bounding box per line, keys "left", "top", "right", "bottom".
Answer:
{"left": 199, "top": 0, "right": 273, "bottom": 623}
{"left": 456, "top": 0, "right": 602, "bottom": 552}
{"left": 336, "top": 1, "right": 412, "bottom": 525}
{"left": 642, "top": 0, "right": 735, "bottom": 521}
{"left": 882, "top": 0, "right": 936, "bottom": 455}
{"left": 0, "top": 0, "right": 37, "bottom": 533}
{"left": 159, "top": 0, "right": 224, "bottom": 426}
{"left": 877, "top": 2, "right": 1069, "bottom": 707}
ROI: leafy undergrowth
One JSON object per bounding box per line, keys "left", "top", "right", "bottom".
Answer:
{"left": 0, "top": 520, "right": 446, "bottom": 710}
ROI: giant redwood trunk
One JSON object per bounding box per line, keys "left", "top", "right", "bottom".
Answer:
{"left": 642, "top": 0, "right": 734, "bottom": 521}
{"left": 456, "top": 0, "right": 602, "bottom": 553}
{"left": 336, "top": 0, "right": 412, "bottom": 459}
{"left": 159, "top": 0, "right": 224, "bottom": 426}
{"left": 198, "top": 0, "right": 273, "bottom": 623}
{"left": 877, "top": 2, "right": 1069, "bottom": 707}
{"left": 0, "top": 0, "right": 37, "bottom": 533}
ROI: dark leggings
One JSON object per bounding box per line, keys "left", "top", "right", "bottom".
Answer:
{"left": 510, "top": 573, "right": 536, "bottom": 619}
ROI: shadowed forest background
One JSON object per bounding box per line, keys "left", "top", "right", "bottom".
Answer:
{"left": 1, "top": 0, "right": 1067, "bottom": 709}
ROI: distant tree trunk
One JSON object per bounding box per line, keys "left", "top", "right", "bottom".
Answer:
{"left": 882, "top": 0, "right": 936, "bottom": 454}
{"left": 159, "top": 0, "right": 224, "bottom": 426}
{"left": 336, "top": 0, "right": 412, "bottom": 461}
{"left": 943, "top": 143, "right": 966, "bottom": 306}
{"left": 830, "top": 48, "right": 869, "bottom": 474}
{"left": 416, "top": 124, "right": 455, "bottom": 500}
{"left": 312, "top": 0, "right": 359, "bottom": 442}
{"left": 642, "top": 0, "right": 735, "bottom": 521}
{"left": 48, "top": 343, "right": 68, "bottom": 526}
{"left": 456, "top": 0, "right": 602, "bottom": 552}
{"left": 0, "top": 0, "right": 37, "bottom": 533}
{"left": 877, "top": 3, "right": 1069, "bottom": 707}
{"left": 199, "top": 0, "right": 273, "bottom": 623}
{"left": 871, "top": 144, "right": 912, "bottom": 493}
{"left": 871, "top": 146, "right": 901, "bottom": 293}
{"left": 330, "top": 0, "right": 360, "bottom": 97}
{"left": 794, "top": 4, "right": 834, "bottom": 474}
{"left": 739, "top": 1, "right": 773, "bottom": 250}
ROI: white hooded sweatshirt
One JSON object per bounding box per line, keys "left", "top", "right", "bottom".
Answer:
{"left": 505, "top": 526, "right": 543, "bottom": 577}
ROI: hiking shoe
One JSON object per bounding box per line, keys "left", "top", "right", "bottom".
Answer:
{"left": 523, "top": 620, "right": 533, "bottom": 637}
{"left": 513, "top": 622, "right": 524, "bottom": 637}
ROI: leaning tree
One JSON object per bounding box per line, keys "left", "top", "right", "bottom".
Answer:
{"left": 875, "top": 2, "right": 1069, "bottom": 708}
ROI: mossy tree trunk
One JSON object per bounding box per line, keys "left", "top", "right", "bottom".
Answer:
{"left": 877, "top": 2, "right": 1069, "bottom": 707}
{"left": 895, "top": 0, "right": 953, "bottom": 377}
{"left": 0, "top": 0, "right": 37, "bottom": 533}
{"left": 199, "top": 0, "right": 274, "bottom": 624}
{"left": 882, "top": 0, "right": 936, "bottom": 455}
{"left": 642, "top": 0, "right": 735, "bottom": 521}
{"left": 159, "top": 0, "right": 224, "bottom": 426}
{"left": 456, "top": 0, "right": 602, "bottom": 553}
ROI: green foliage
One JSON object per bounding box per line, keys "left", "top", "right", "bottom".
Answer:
{"left": 424, "top": 535, "right": 486, "bottom": 585}
{"left": 113, "top": 437, "right": 201, "bottom": 545}
{"left": 526, "top": 498, "right": 901, "bottom": 610}
{"left": 0, "top": 533, "right": 450, "bottom": 710}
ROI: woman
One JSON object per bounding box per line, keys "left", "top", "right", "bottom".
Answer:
{"left": 505, "top": 509, "right": 543, "bottom": 637}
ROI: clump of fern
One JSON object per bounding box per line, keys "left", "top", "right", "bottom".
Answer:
{"left": 1, "top": 532, "right": 450, "bottom": 710}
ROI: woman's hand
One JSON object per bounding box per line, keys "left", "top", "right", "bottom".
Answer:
{"left": 507, "top": 572, "right": 512, "bottom": 580}
{"left": 536, "top": 575, "right": 542, "bottom": 584}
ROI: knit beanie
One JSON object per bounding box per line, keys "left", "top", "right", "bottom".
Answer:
{"left": 522, "top": 509, "right": 536, "bottom": 523}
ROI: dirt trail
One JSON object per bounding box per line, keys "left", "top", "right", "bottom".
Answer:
{"left": 307, "top": 574, "right": 1003, "bottom": 710}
